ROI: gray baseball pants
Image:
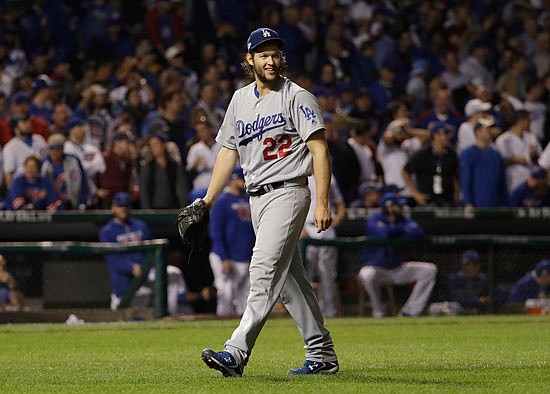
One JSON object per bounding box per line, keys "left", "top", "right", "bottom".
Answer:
{"left": 224, "top": 184, "right": 337, "bottom": 365}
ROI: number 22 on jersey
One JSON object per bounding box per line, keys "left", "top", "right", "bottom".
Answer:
{"left": 263, "top": 135, "right": 292, "bottom": 161}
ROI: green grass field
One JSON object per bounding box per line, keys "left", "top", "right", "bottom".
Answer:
{"left": 0, "top": 315, "right": 548, "bottom": 394}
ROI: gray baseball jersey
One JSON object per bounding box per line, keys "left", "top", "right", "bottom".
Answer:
{"left": 216, "top": 77, "right": 325, "bottom": 191}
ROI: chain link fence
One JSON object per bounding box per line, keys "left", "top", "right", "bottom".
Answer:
{"left": 1, "top": 237, "right": 548, "bottom": 321}
{"left": 300, "top": 236, "right": 550, "bottom": 316}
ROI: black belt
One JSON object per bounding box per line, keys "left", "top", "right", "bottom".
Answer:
{"left": 248, "top": 182, "right": 285, "bottom": 197}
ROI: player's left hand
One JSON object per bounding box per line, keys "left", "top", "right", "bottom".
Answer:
{"left": 313, "top": 204, "right": 332, "bottom": 233}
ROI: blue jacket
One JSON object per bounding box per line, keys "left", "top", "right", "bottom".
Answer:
{"left": 99, "top": 218, "right": 151, "bottom": 297}
{"left": 448, "top": 271, "right": 489, "bottom": 308}
{"left": 510, "top": 182, "right": 550, "bottom": 207}
{"left": 6, "top": 174, "right": 64, "bottom": 212}
{"left": 359, "top": 211, "right": 424, "bottom": 270}
{"left": 209, "top": 191, "right": 255, "bottom": 262}
{"left": 508, "top": 272, "right": 548, "bottom": 303}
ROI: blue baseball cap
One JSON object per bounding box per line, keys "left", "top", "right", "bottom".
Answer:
{"left": 11, "top": 91, "right": 30, "bottom": 104}
{"left": 535, "top": 259, "right": 550, "bottom": 276}
{"left": 430, "top": 121, "right": 454, "bottom": 135}
{"left": 380, "top": 192, "right": 406, "bottom": 208}
{"left": 112, "top": 192, "right": 132, "bottom": 206}
{"left": 380, "top": 184, "right": 402, "bottom": 194}
{"left": 67, "top": 117, "right": 85, "bottom": 131}
{"left": 31, "top": 74, "right": 55, "bottom": 90}
{"left": 247, "top": 27, "right": 285, "bottom": 53}
{"left": 530, "top": 167, "right": 547, "bottom": 180}
{"left": 231, "top": 167, "right": 244, "bottom": 180}
{"left": 461, "top": 250, "right": 480, "bottom": 264}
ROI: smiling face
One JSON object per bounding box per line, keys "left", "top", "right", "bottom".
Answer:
{"left": 246, "top": 43, "right": 283, "bottom": 85}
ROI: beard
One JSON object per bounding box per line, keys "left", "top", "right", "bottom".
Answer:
{"left": 253, "top": 62, "right": 279, "bottom": 84}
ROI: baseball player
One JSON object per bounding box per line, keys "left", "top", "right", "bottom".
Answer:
{"left": 358, "top": 192, "right": 437, "bottom": 317}
{"left": 199, "top": 27, "right": 338, "bottom": 377}
{"left": 209, "top": 167, "right": 255, "bottom": 316}
{"left": 302, "top": 173, "right": 346, "bottom": 318}
{"left": 99, "top": 192, "right": 187, "bottom": 315}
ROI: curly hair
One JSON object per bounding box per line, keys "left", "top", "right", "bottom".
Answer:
{"left": 240, "top": 51, "right": 288, "bottom": 79}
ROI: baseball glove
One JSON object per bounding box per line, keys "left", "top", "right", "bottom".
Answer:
{"left": 176, "top": 199, "right": 209, "bottom": 249}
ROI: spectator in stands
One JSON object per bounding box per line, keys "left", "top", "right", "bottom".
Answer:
{"left": 496, "top": 110, "right": 542, "bottom": 194}
{"left": 49, "top": 104, "right": 71, "bottom": 136}
{"left": 209, "top": 167, "right": 255, "bottom": 316}
{"left": 151, "top": 91, "right": 189, "bottom": 161}
{"left": 97, "top": 131, "right": 138, "bottom": 208}
{"left": 302, "top": 173, "right": 346, "bottom": 318}
{"left": 347, "top": 121, "right": 377, "bottom": 187}
{"left": 5, "top": 155, "right": 63, "bottom": 211}
{"left": 402, "top": 121, "right": 459, "bottom": 207}
{"left": 349, "top": 183, "right": 382, "bottom": 208}
{"left": 368, "top": 61, "right": 401, "bottom": 123}
{"left": 185, "top": 117, "right": 220, "bottom": 202}
{"left": 495, "top": 54, "right": 530, "bottom": 101}
{"left": 139, "top": 130, "right": 188, "bottom": 209}
{"left": 460, "top": 118, "right": 509, "bottom": 208}
{"left": 539, "top": 142, "right": 550, "bottom": 171}
{"left": 99, "top": 192, "right": 190, "bottom": 315}
{"left": 459, "top": 40, "right": 494, "bottom": 90}
{"left": 457, "top": 99, "right": 494, "bottom": 155}
{"left": 417, "top": 88, "right": 463, "bottom": 131}
{"left": 109, "top": 69, "right": 154, "bottom": 116}
{"left": 523, "top": 80, "right": 547, "bottom": 146}
{"left": 448, "top": 250, "right": 490, "bottom": 313}
{"left": 377, "top": 116, "right": 428, "bottom": 204}
{"left": 41, "top": 133, "right": 90, "bottom": 210}
{"left": 144, "top": 1, "right": 185, "bottom": 54}
{"left": 357, "top": 192, "right": 437, "bottom": 317}
{"left": 406, "top": 59, "right": 430, "bottom": 120}
{"left": 0, "top": 254, "right": 24, "bottom": 311}
{"left": 324, "top": 114, "right": 361, "bottom": 205}
{"left": 64, "top": 117, "right": 106, "bottom": 207}
{"left": 510, "top": 167, "right": 550, "bottom": 207}
{"left": 0, "top": 91, "right": 51, "bottom": 147}
{"left": 194, "top": 83, "right": 226, "bottom": 133}
{"left": 439, "top": 51, "right": 470, "bottom": 112}
{"left": 29, "top": 74, "right": 57, "bottom": 124}
{"left": 508, "top": 259, "right": 550, "bottom": 303}
{"left": 533, "top": 31, "right": 549, "bottom": 78}
{"left": 2, "top": 114, "right": 48, "bottom": 188}
{"left": 164, "top": 44, "right": 200, "bottom": 101}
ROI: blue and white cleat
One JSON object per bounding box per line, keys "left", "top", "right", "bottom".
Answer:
{"left": 288, "top": 360, "right": 339, "bottom": 375}
{"left": 201, "top": 348, "right": 243, "bottom": 378}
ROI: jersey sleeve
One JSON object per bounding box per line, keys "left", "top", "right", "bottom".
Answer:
{"left": 289, "top": 90, "right": 325, "bottom": 142}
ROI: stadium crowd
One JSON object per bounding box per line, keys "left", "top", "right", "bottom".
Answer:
{"left": 0, "top": 0, "right": 549, "bottom": 210}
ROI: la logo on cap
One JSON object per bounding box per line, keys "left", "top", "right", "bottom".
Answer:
{"left": 262, "top": 29, "right": 271, "bottom": 37}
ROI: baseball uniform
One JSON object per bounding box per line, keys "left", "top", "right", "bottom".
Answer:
{"left": 215, "top": 76, "right": 337, "bottom": 366}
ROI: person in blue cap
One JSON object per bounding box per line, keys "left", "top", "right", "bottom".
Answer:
{"left": 99, "top": 192, "right": 153, "bottom": 310}
{"left": 200, "top": 26, "right": 338, "bottom": 377}
{"left": 508, "top": 259, "right": 550, "bottom": 303}
{"left": 99, "top": 191, "right": 194, "bottom": 315}
{"left": 510, "top": 166, "right": 550, "bottom": 207}
{"left": 447, "top": 250, "right": 490, "bottom": 312}
{"left": 357, "top": 192, "right": 437, "bottom": 317}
